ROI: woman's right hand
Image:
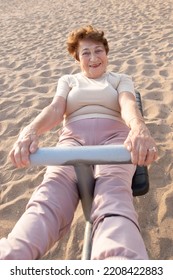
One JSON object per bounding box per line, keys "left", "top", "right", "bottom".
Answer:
{"left": 9, "top": 126, "right": 39, "bottom": 168}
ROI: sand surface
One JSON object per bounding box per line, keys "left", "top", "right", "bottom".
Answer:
{"left": 0, "top": 0, "right": 173, "bottom": 259}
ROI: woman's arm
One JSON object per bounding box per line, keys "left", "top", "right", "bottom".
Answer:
{"left": 26, "top": 96, "right": 66, "bottom": 135}
{"left": 119, "top": 92, "right": 158, "bottom": 166}
{"left": 9, "top": 96, "right": 66, "bottom": 168}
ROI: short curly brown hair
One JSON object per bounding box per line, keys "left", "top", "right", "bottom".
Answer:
{"left": 67, "top": 25, "right": 109, "bottom": 61}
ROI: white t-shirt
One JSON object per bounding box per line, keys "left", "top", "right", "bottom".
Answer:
{"left": 55, "top": 72, "right": 135, "bottom": 124}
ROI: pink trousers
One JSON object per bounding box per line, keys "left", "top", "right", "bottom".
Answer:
{"left": 0, "top": 119, "right": 148, "bottom": 259}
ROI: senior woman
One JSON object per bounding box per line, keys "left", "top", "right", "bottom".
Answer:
{"left": 0, "top": 25, "right": 157, "bottom": 260}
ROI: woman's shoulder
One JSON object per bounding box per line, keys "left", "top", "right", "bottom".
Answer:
{"left": 59, "top": 72, "right": 82, "bottom": 87}
{"left": 107, "top": 71, "right": 133, "bottom": 88}
{"left": 107, "top": 71, "right": 135, "bottom": 94}
{"left": 106, "top": 71, "right": 121, "bottom": 89}
{"left": 107, "top": 71, "right": 131, "bottom": 79}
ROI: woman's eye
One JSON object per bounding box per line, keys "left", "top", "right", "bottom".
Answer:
{"left": 96, "top": 49, "right": 103, "bottom": 53}
{"left": 82, "top": 52, "right": 90, "bottom": 56}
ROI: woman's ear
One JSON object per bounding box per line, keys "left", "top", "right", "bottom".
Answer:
{"left": 75, "top": 58, "right": 80, "bottom": 64}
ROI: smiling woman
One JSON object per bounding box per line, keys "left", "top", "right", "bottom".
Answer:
{"left": 67, "top": 26, "right": 109, "bottom": 79}
{"left": 67, "top": 25, "right": 109, "bottom": 61}
{"left": 0, "top": 25, "right": 157, "bottom": 260}
{"left": 77, "top": 40, "right": 108, "bottom": 79}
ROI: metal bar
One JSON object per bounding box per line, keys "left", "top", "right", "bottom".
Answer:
{"left": 74, "top": 165, "right": 95, "bottom": 221}
{"left": 30, "top": 145, "right": 131, "bottom": 166}
{"left": 74, "top": 165, "right": 95, "bottom": 260}
{"left": 81, "top": 221, "right": 93, "bottom": 260}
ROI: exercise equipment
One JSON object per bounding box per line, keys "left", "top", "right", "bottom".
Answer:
{"left": 30, "top": 92, "right": 149, "bottom": 259}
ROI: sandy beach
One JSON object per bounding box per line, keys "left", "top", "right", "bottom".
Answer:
{"left": 0, "top": 0, "right": 173, "bottom": 260}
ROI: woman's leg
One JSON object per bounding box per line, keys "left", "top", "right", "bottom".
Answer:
{"left": 91, "top": 164, "right": 148, "bottom": 260}
{"left": 91, "top": 215, "right": 148, "bottom": 260}
{"left": 0, "top": 165, "right": 79, "bottom": 260}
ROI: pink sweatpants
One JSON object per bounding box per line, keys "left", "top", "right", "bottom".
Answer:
{"left": 0, "top": 119, "right": 148, "bottom": 260}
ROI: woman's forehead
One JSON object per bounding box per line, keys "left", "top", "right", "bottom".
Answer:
{"left": 78, "top": 40, "right": 104, "bottom": 50}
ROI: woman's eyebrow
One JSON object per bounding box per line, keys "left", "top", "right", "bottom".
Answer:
{"left": 81, "top": 46, "right": 103, "bottom": 51}
{"left": 81, "top": 48, "right": 90, "bottom": 51}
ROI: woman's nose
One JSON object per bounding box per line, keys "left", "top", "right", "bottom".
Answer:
{"left": 90, "top": 52, "right": 97, "bottom": 61}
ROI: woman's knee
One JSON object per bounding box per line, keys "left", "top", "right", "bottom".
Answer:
{"left": 91, "top": 215, "right": 148, "bottom": 260}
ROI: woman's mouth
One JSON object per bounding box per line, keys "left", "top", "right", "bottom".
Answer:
{"left": 90, "top": 63, "right": 101, "bottom": 68}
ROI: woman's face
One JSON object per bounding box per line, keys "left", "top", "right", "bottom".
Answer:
{"left": 78, "top": 39, "right": 108, "bottom": 79}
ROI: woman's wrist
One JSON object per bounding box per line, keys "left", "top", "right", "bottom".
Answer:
{"left": 19, "top": 125, "right": 38, "bottom": 140}
{"left": 127, "top": 116, "right": 145, "bottom": 128}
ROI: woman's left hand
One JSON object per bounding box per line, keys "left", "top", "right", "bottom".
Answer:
{"left": 124, "top": 124, "right": 158, "bottom": 166}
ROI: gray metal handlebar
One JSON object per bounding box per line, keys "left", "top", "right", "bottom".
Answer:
{"left": 30, "top": 145, "right": 131, "bottom": 166}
